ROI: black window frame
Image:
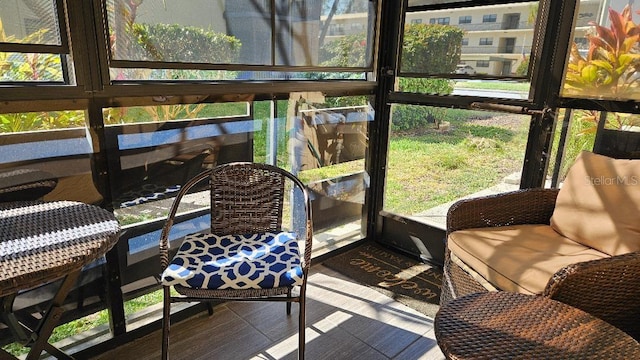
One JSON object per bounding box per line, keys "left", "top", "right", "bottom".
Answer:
{"left": 483, "top": 13, "right": 497, "bottom": 23}
{"left": 458, "top": 15, "right": 472, "bottom": 24}
{"left": 0, "top": 0, "right": 71, "bottom": 85}
{"left": 429, "top": 17, "right": 450, "bottom": 25}
{"left": 399, "top": 0, "right": 541, "bottom": 82}
{"left": 99, "top": 0, "right": 377, "bottom": 78}
{"left": 479, "top": 37, "right": 493, "bottom": 45}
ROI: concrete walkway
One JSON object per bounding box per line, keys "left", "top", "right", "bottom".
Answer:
{"left": 409, "top": 172, "right": 521, "bottom": 230}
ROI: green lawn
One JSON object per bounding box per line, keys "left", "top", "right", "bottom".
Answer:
{"left": 454, "top": 80, "right": 530, "bottom": 92}
{"left": 384, "top": 110, "right": 529, "bottom": 215}
{"left": 3, "top": 290, "right": 168, "bottom": 356}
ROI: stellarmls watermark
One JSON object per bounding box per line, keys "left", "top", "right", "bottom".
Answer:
{"left": 585, "top": 175, "right": 640, "bottom": 186}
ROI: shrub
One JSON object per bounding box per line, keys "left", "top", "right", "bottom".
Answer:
{"left": 564, "top": 5, "right": 640, "bottom": 99}
{"left": 391, "top": 104, "right": 433, "bottom": 132}
{"left": 515, "top": 57, "right": 529, "bottom": 76}
{"left": 401, "top": 24, "right": 464, "bottom": 73}
{"left": 0, "top": 111, "right": 85, "bottom": 133}
{"left": 319, "top": 33, "right": 368, "bottom": 67}
{"left": 556, "top": 110, "right": 598, "bottom": 178}
{"left": 131, "top": 23, "right": 241, "bottom": 63}
{"left": 391, "top": 24, "right": 462, "bottom": 131}
{"left": 392, "top": 78, "right": 454, "bottom": 131}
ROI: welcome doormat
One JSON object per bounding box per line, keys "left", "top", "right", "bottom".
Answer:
{"left": 322, "top": 241, "right": 443, "bottom": 318}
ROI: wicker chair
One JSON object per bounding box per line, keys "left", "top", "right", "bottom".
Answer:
{"left": 440, "top": 152, "right": 640, "bottom": 340}
{"left": 159, "top": 162, "right": 313, "bottom": 360}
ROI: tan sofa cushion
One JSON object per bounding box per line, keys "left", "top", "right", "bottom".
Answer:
{"left": 448, "top": 224, "right": 609, "bottom": 295}
{"left": 550, "top": 151, "right": 640, "bottom": 256}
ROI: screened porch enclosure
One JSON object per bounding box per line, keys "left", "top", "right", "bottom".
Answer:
{"left": 1, "top": 0, "right": 640, "bottom": 358}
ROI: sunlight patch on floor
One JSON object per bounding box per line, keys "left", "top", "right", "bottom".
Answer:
{"left": 249, "top": 312, "right": 347, "bottom": 359}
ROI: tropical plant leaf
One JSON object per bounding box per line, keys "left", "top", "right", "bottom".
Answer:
{"left": 581, "top": 64, "right": 599, "bottom": 83}
{"left": 591, "top": 60, "right": 614, "bottom": 71}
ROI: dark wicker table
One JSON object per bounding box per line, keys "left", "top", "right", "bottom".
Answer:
{"left": 435, "top": 291, "right": 640, "bottom": 360}
{"left": 0, "top": 169, "right": 58, "bottom": 202}
{"left": 0, "top": 201, "right": 120, "bottom": 360}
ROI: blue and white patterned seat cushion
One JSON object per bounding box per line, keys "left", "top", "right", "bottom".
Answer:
{"left": 161, "top": 232, "right": 304, "bottom": 290}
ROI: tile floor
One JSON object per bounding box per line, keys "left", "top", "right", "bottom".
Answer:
{"left": 91, "top": 265, "right": 445, "bottom": 360}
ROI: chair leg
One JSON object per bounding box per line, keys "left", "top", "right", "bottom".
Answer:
{"left": 298, "top": 287, "right": 306, "bottom": 360}
{"left": 161, "top": 287, "right": 171, "bottom": 360}
{"left": 26, "top": 271, "right": 80, "bottom": 360}
{"left": 286, "top": 288, "right": 292, "bottom": 315}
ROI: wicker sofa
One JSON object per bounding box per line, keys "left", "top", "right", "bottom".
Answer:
{"left": 440, "top": 151, "right": 640, "bottom": 340}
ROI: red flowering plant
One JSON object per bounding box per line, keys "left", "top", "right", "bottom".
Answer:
{"left": 564, "top": 5, "right": 640, "bottom": 100}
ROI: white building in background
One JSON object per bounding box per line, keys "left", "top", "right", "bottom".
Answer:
{"left": 403, "top": 2, "right": 538, "bottom": 76}
{"left": 326, "top": 0, "right": 626, "bottom": 76}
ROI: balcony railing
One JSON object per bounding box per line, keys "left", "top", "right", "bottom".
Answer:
{"left": 462, "top": 46, "right": 533, "bottom": 55}
{"left": 457, "top": 21, "right": 534, "bottom": 32}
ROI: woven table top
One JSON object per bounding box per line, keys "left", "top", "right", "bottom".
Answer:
{"left": 0, "top": 169, "right": 58, "bottom": 202}
{"left": 435, "top": 291, "right": 640, "bottom": 360}
{"left": 0, "top": 201, "right": 120, "bottom": 298}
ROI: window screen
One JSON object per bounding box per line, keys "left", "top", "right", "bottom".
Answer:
{"left": 104, "top": 0, "right": 376, "bottom": 79}
{"left": 0, "top": 0, "right": 69, "bottom": 83}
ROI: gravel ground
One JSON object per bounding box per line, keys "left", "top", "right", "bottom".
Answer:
{"left": 468, "top": 114, "right": 529, "bottom": 131}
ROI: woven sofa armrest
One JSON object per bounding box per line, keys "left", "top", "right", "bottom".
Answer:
{"left": 543, "top": 251, "right": 640, "bottom": 340}
{"left": 446, "top": 188, "right": 560, "bottom": 234}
